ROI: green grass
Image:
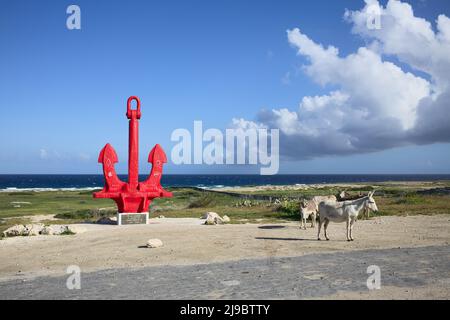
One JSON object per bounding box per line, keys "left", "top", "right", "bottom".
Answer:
{"left": 60, "top": 229, "right": 76, "bottom": 236}
{"left": 0, "top": 190, "right": 111, "bottom": 218}
{"left": 187, "top": 194, "right": 216, "bottom": 208}
{"left": 54, "top": 207, "right": 117, "bottom": 220}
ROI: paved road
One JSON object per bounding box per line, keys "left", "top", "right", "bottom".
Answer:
{"left": 1, "top": 245, "right": 449, "bottom": 299}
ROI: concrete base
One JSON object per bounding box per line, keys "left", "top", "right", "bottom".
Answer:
{"left": 117, "top": 212, "right": 149, "bottom": 226}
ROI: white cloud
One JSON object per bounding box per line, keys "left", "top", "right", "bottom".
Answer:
{"left": 78, "top": 153, "right": 91, "bottom": 161}
{"left": 235, "top": 0, "right": 450, "bottom": 160}
{"left": 281, "top": 71, "right": 291, "bottom": 85}
{"left": 39, "top": 149, "right": 48, "bottom": 160}
{"left": 288, "top": 26, "right": 430, "bottom": 130}
{"left": 38, "top": 149, "right": 91, "bottom": 162}
{"left": 346, "top": 0, "right": 450, "bottom": 90}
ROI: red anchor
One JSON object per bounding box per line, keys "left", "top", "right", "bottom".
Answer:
{"left": 93, "top": 96, "right": 172, "bottom": 213}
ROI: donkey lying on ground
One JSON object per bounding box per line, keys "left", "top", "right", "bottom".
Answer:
{"left": 317, "top": 191, "right": 378, "bottom": 241}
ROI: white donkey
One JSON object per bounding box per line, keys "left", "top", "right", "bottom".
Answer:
{"left": 299, "top": 195, "right": 337, "bottom": 230}
{"left": 317, "top": 191, "right": 378, "bottom": 241}
{"left": 299, "top": 200, "right": 317, "bottom": 229}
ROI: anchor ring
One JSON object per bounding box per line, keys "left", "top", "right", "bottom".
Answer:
{"left": 126, "top": 96, "right": 141, "bottom": 119}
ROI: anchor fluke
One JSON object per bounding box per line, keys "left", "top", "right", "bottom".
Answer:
{"left": 98, "top": 143, "right": 119, "bottom": 163}
{"left": 139, "top": 144, "right": 172, "bottom": 197}
{"left": 148, "top": 143, "right": 167, "bottom": 164}
{"left": 95, "top": 143, "right": 125, "bottom": 193}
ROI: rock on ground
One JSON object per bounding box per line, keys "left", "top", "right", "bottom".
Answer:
{"left": 201, "top": 212, "right": 219, "bottom": 219}
{"left": 2, "top": 224, "right": 45, "bottom": 237}
{"left": 2, "top": 224, "right": 81, "bottom": 237}
{"left": 202, "top": 212, "right": 230, "bottom": 225}
{"left": 24, "top": 224, "right": 45, "bottom": 236}
{"left": 146, "top": 239, "right": 163, "bottom": 248}
{"left": 2, "top": 225, "right": 27, "bottom": 237}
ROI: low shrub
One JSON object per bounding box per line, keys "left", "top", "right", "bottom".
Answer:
{"left": 187, "top": 194, "right": 215, "bottom": 208}
{"left": 55, "top": 208, "right": 116, "bottom": 220}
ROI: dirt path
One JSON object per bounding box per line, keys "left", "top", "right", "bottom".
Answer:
{"left": 1, "top": 215, "right": 449, "bottom": 283}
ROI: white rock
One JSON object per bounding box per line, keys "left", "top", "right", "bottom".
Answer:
{"left": 146, "top": 238, "right": 163, "bottom": 248}
{"left": 67, "top": 225, "right": 85, "bottom": 234}
{"left": 222, "top": 215, "right": 230, "bottom": 223}
{"left": 40, "top": 226, "right": 54, "bottom": 235}
{"left": 2, "top": 225, "right": 26, "bottom": 237}
{"left": 158, "top": 215, "right": 165, "bottom": 219}
{"left": 44, "top": 225, "right": 73, "bottom": 235}
{"left": 201, "top": 212, "right": 220, "bottom": 219}
{"left": 50, "top": 225, "right": 68, "bottom": 235}
{"left": 204, "top": 216, "right": 216, "bottom": 225}
{"left": 2, "top": 223, "right": 79, "bottom": 237}
{"left": 22, "top": 224, "right": 44, "bottom": 236}
{"left": 202, "top": 212, "right": 228, "bottom": 225}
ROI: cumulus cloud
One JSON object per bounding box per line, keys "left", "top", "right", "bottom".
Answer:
{"left": 234, "top": 0, "right": 450, "bottom": 160}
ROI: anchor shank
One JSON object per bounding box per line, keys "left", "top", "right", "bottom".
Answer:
{"left": 128, "top": 114, "right": 139, "bottom": 191}
{"left": 126, "top": 96, "right": 141, "bottom": 192}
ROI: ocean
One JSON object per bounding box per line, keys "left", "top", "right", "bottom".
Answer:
{"left": 0, "top": 174, "right": 449, "bottom": 191}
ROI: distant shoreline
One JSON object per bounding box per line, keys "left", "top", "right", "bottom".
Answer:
{"left": 1, "top": 179, "right": 449, "bottom": 193}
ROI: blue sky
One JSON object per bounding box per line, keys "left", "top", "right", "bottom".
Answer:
{"left": 0, "top": 0, "right": 449, "bottom": 174}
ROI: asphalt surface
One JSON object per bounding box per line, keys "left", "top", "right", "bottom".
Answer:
{"left": 1, "top": 245, "right": 449, "bottom": 299}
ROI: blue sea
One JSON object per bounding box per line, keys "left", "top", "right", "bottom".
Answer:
{"left": 0, "top": 174, "right": 449, "bottom": 191}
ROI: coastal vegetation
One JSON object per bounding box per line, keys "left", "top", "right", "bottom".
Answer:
{"left": 1, "top": 181, "right": 450, "bottom": 236}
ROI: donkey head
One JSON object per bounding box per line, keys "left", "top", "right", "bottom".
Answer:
{"left": 365, "top": 191, "right": 379, "bottom": 212}
{"left": 300, "top": 199, "right": 307, "bottom": 208}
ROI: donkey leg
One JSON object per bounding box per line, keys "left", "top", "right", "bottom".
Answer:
{"left": 299, "top": 212, "right": 304, "bottom": 229}
{"left": 324, "top": 218, "right": 330, "bottom": 241}
{"left": 317, "top": 218, "right": 323, "bottom": 241}
{"left": 350, "top": 218, "right": 355, "bottom": 241}
{"left": 311, "top": 212, "right": 316, "bottom": 228}
{"left": 346, "top": 218, "right": 351, "bottom": 241}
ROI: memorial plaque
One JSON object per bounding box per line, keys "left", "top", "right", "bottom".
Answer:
{"left": 118, "top": 213, "right": 148, "bottom": 225}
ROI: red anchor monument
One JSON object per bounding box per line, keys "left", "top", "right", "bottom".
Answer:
{"left": 93, "top": 96, "right": 172, "bottom": 225}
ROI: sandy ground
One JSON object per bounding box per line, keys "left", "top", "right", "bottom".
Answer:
{"left": 1, "top": 215, "right": 450, "bottom": 284}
